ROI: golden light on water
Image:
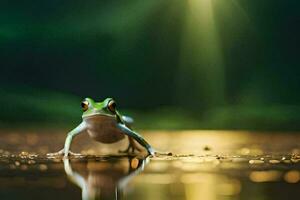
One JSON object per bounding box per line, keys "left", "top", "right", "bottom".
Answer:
{"left": 147, "top": 130, "right": 253, "bottom": 155}
{"left": 217, "top": 179, "right": 241, "bottom": 196}
{"left": 249, "top": 171, "right": 282, "bottom": 182}
{"left": 2, "top": 131, "right": 300, "bottom": 200}
{"left": 284, "top": 170, "right": 300, "bottom": 183}
{"left": 136, "top": 174, "right": 174, "bottom": 184}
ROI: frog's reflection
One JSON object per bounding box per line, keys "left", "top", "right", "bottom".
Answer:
{"left": 63, "top": 156, "right": 149, "bottom": 200}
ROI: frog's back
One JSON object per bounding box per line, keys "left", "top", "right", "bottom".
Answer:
{"left": 84, "top": 115, "right": 125, "bottom": 143}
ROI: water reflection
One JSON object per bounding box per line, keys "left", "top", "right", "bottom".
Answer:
{"left": 63, "top": 156, "right": 149, "bottom": 200}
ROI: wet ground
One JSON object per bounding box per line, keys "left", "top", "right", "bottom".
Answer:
{"left": 1, "top": 130, "right": 300, "bottom": 200}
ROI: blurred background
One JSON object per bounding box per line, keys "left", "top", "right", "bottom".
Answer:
{"left": 0, "top": 0, "right": 299, "bottom": 130}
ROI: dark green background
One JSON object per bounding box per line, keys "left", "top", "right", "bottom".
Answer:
{"left": 0, "top": 0, "right": 299, "bottom": 130}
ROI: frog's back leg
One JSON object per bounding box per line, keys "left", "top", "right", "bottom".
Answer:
{"left": 117, "top": 123, "right": 155, "bottom": 156}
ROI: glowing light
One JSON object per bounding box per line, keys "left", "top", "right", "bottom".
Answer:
{"left": 249, "top": 171, "right": 282, "bottom": 182}
{"left": 177, "top": 0, "right": 225, "bottom": 106}
{"left": 284, "top": 170, "right": 300, "bottom": 183}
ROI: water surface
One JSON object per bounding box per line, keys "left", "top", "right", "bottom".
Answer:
{"left": 1, "top": 130, "right": 300, "bottom": 200}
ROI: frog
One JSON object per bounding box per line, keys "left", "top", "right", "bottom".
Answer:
{"left": 50, "top": 97, "right": 155, "bottom": 157}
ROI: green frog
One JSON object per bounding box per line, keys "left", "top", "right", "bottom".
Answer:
{"left": 52, "top": 98, "right": 155, "bottom": 157}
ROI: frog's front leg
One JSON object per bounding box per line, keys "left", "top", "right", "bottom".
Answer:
{"left": 47, "top": 122, "right": 86, "bottom": 157}
{"left": 63, "top": 122, "right": 87, "bottom": 157}
{"left": 117, "top": 124, "right": 155, "bottom": 156}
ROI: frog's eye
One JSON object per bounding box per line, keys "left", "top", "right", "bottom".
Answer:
{"left": 81, "top": 100, "right": 89, "bottom": 111}
{"left": 107, "top": 100, "right": 116, "bottom": 113}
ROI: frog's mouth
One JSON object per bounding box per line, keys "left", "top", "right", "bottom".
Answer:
{"left": 82, "top": 112, "right": 115, "bottom": 120}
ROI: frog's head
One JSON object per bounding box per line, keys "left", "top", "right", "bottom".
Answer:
{"left": 81, "top": 97, "right": 118, "bottom": 119}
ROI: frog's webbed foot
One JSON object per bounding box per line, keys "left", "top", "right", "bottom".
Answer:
{"left": 47, "top": 149, "right": 81, "bottom": 157}
{"left": 47, "top": 149, "right": 64, "bottom": 157}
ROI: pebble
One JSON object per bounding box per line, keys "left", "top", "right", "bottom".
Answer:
{"left": 19, "top": 151, "right": 29, "bottom": 158}
{"left": 131, "top": 158, "right": 139, "bottom": 169}
{"left": 203, "top": 146, "right": 211, "bottom": 151}
{"left": 249, "top": 160, "right": 264, "bottom": 164}
{"left": 291, "top": 159, "right": 299, "bottom": 163}
{"left": 20, "top": 165, "right": 28, "bottom": 171}
{"left": 269, "top": 160, "right": 280, "bottom": 164}
{"left": 28, "top": 160, "right": 36, "bottom": 165}
{"left": 39, "top": 164, "right": 48, "bottom": 171}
